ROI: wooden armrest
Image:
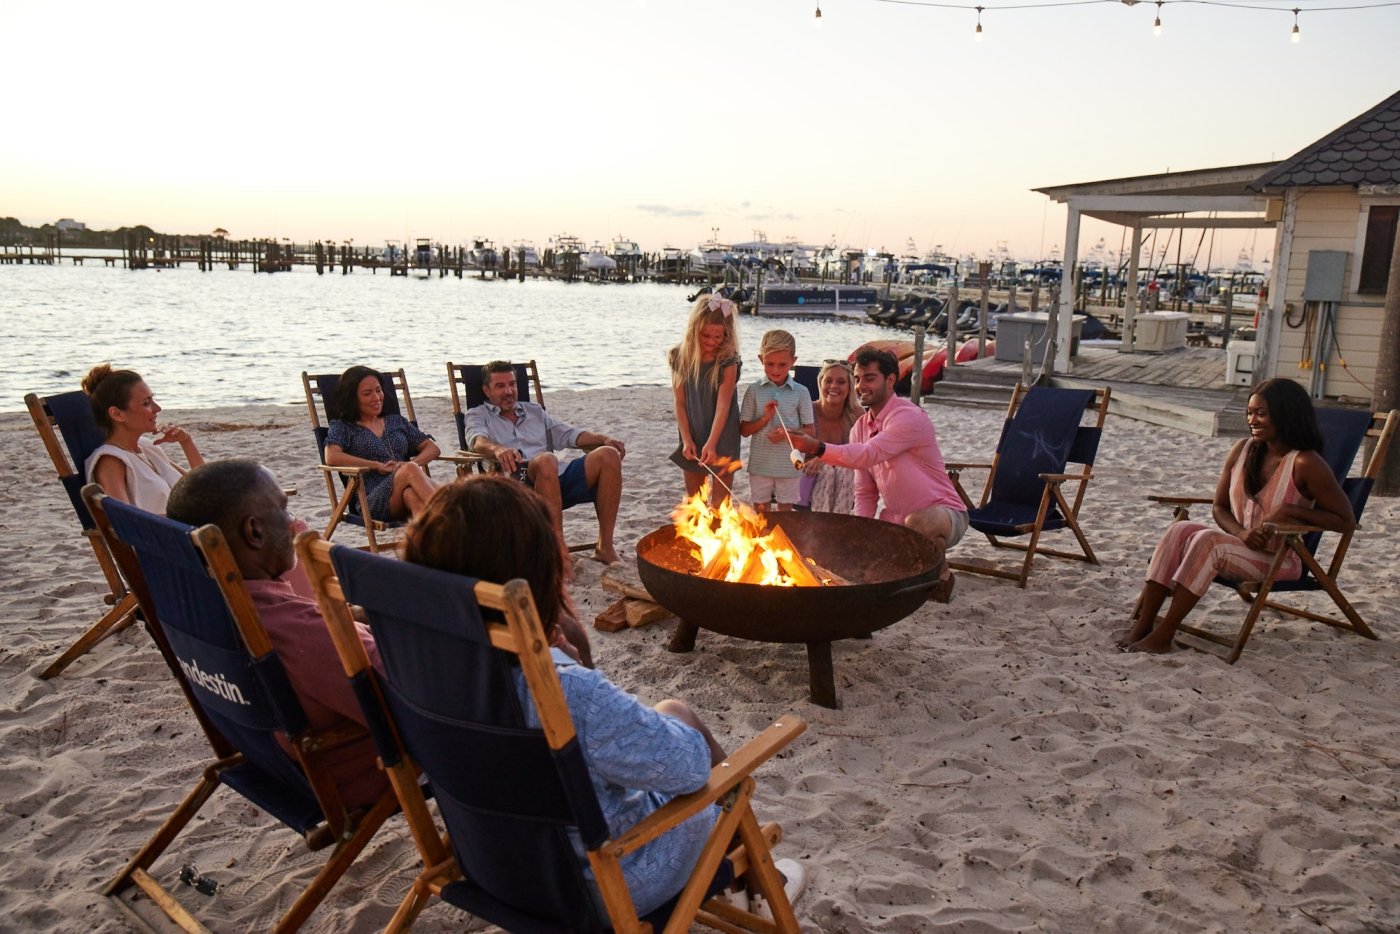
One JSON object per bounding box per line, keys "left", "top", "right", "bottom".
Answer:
{"left": 1147, "top": 494, "right": 1212, "bottom": 505}
{"left": 946, "top": 461, "right": 992, "bottom": 472}
{"left": 606, "top": 714, "right": 807, "bottom": 858}
{"left": 437, "top": 452, "right": 486, "bottom": 466}
{"left": 319, "top": 464, "right": 372, "bottom": 476}
{"left": 1038, "top": 472, "right": 1086, "bottom": 483}
{"left": 1269, "top": 522, "right": 1321, "bottom": 536}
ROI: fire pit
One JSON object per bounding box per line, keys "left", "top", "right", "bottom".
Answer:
{"left": 636, "top": 511, "right": 942, "bottom": 708}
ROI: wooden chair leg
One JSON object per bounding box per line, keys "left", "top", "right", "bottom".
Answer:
{"left": 1052, "top": 484, "right": 1098, "bottom": 565}
{"left": 273, "top": 792, "right": 399, "bottom": 933}
{"left": 106, "top": 762, "right": 232, "bottom": 897}
{"left": 1291, "top": 547, "right": 1377, "bottom": 640}
{"left": 39, "top": 592, "right": 140, "bottom": 680}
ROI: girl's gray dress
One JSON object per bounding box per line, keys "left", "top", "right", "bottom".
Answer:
{"left": 669, "top": 353, "right": 741, "bottom": 473}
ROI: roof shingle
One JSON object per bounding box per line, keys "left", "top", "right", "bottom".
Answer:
{"left": 1252, "top": 91, "right": 1400, "bottom": 190}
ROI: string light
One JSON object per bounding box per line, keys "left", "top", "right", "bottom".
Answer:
{"left": 859, "top": 0, "right": 1400, "bottom": 45}
{"left": 815, "top": 1, "right": 823, "bottom": 20}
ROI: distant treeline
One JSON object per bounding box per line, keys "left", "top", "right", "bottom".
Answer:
{"left": 0, "top": 217, "right": 174, "bottom": 248}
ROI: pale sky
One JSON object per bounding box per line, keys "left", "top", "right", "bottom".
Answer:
{"left": 4, "top": 0, "right": 1397, "bottom": 264}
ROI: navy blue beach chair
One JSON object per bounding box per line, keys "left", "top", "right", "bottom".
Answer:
{"left": 87, "top": 488, "right": 399, "bottom": 932}
{"left": 25, "top": 390, "right": 141, "bottom": 678}
{"left": 1157, "top": 407, "right": 1397, "bottom": 663}
{"left": 297, "top": 531, "right": 807, "bottom": 933}
{"left": 947, "top": 383, "right": 1112, "bottom": 587}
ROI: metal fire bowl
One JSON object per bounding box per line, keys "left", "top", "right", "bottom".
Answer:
{"left": 636, "top": 511, "right": 941, "bottom": 645}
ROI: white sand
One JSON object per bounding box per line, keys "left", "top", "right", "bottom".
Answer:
{"left": 2, "top": 388, "right": 1398, "bottom": 932}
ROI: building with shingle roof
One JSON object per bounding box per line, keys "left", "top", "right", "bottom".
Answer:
{"left": 1251, "top": 90, "right": 1399, "bottom": 401}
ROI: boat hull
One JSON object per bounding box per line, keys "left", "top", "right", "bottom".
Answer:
{"left": 756, "top": 286, "right": 880, "bottom": 318}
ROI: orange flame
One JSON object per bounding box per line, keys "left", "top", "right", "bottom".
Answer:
{"left": 671, "top": 464, "right": 819, "bottom": 587}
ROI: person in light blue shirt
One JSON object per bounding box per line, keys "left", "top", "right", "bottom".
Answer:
{"left": 464, "top": 360, "right": 625, "bottom": 564}
{"left": 402, "top": 476, "right": 728, "bottom": 916}
{"left": 740, "top": 330, "right": 814, "bottom": 512}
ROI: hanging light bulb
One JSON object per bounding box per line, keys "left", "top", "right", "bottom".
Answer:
{"left": 975, "top": 5, "right": 984, "bottom": 41}
{"left": 814, "top": 1, "right": 822, "bottom": 24}
{"left": 1152, "top": 0, "right": 1163, "bottom": 35}
{"left": 1291, "top": 7, "right": 1301, "bottom": 42}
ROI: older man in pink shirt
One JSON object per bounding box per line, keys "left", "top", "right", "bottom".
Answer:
{"left": 778, "top": 348, "right": 967, "bottom": 602}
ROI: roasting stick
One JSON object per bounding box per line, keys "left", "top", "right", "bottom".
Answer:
{"left": 772, "top": 407, "right": 805, "bottom": 468}
{"left": 699, "top": 460, "right": 738, "bottom": 501}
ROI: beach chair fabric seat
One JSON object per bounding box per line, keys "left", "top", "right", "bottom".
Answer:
{"left": 91, "top": 491, "right": 398, "bottom": 932}
{"left": 949, "top": 383, "right": 1109, "bottom": 587}
{"left": 300, "top": 533, "right": 805, "bottom": 933}
{"left": 25, "top": 389, "right": 141, "bottom": 678}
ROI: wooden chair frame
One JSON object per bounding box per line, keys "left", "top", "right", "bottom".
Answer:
{"left": 947, "top": 383, "right": 1111, "bottom": 587}
{"left": 1151, "top": 409, "right": 1397, "bottom": 663}
{"left": 447, "top": 358, "right": 595, "bottom": 554}
{"left": 25, "top": 391, "right": 141, "bottom": 679}
{"left": 86, "top": 486, "right": 399, "bottom": 933}
{"left": 299, "top": 531, "right": 807, "bottom": 933}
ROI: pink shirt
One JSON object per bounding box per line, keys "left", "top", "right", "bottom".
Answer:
{"left": 822, "top": 395, "right": 966, "bottom": 525}
{"left": 245, "top": 578, "right": 388, "bottom": 811}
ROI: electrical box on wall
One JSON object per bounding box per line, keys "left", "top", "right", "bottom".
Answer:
{"left": 1302, "top": 251, "right": 1348, "bottom": 302}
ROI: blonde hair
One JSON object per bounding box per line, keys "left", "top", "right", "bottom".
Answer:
{"left": 817, "top": 360, "right": 863, "bottom": 433}
{"left": 758, "top": 329, "right": 796, "bottom": 358}
{"left": 670, "top": 294, "right": 739, "bottom": 391}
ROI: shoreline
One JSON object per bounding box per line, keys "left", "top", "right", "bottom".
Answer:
{"left": 4, "top": 387, "right": 1399, "bottom": 931}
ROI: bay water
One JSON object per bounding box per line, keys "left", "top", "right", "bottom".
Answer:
{"left": 4, "top": 260, "right": 899, "bottom": 412}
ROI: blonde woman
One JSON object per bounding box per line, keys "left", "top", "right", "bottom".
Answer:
{"left": 804, "top": 359, "right": 862, "bottom": 513}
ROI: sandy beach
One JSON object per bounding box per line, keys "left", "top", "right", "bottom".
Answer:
{"left": 2, "top": 386, "right": 1398, "bottom": 932}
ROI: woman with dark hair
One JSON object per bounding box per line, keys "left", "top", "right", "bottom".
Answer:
{"left": 401, "top": 476, "right": 805, "bottom": 917}
{"left": 324, "top": 365, "right": 440, "bottom": 521}
{"left": 81, "top": 363, "right": 204, "bottom": 513}
{"left": 1119, "top": 378, "right": 1355, "bottom": 654}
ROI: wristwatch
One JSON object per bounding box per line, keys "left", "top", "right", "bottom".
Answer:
{"left": 814, "top": 441, "right": 826, "bottom": 458}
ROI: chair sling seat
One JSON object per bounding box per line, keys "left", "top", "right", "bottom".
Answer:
{"left": 104, "top": 501, "right": 329, "bottom": 834}
{"left": 967, "top": 387, "right": 1097, "bottom": 538}
{"left": 47, "top": 390, "right": 108, "bottom": 528}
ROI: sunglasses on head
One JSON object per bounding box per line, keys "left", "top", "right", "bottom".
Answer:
{"left": 822, "top": 358, "right": 853, "bottom": 368}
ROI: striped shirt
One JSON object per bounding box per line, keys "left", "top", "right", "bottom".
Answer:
{"left": 741, "top": 377, "right": 814, "bottom": 478}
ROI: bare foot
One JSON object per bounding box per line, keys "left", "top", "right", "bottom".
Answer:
{"left": 1115, "top": 615, "right": 1157, "bottom": 650}
{"left": 591, "top": 545, "right": 621, "bottom": 566}
{"left": 1126, "top": 631, "right": 1176, "bottom": 654}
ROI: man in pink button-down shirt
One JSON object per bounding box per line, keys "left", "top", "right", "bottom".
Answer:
{"left": 777, "top": 348, "right": 968, "bottom": 601}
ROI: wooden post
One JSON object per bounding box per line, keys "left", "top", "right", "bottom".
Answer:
{"left": 911, "top": 325, "right": 926, "bottom": 406}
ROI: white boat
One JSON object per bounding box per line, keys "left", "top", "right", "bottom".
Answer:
{"left": 512, "top": 240, "right": 541, "bottom": 267}
{"left": 468, "top": 238, "right": 498, "bottom": 269}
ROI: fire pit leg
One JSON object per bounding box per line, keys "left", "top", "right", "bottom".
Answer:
{"left": 806, "top": 641, "right": 839, "bottom": 709}
{"left": 668, "top": 619, "right": 699, "bottom": 653}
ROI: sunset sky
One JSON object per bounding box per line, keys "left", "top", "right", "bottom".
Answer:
{"left": 5, "top": 0, "right": 1396, "bottom": 263}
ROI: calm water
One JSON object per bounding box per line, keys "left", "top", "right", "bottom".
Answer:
{"left": 3, "top": 261, "right": 899, "bottom": 412}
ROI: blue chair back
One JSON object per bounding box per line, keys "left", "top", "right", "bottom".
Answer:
{"left": 41, "top": 391, "right": 108, "bottom": 530}
{"left": 450, "top": 361, "right": 532, "bottom": 451}
{"left": 990, "top": 387, "right": 1097, "bottom": 511}
{"left": 1315, "top": 407, "right": 1372, "bottom": 482}
{"left": 330, "top": 545, "right": 611, "bottom": 931}
{"left": 102, "top": 499, "right": 325, "bottom": 833}
{"left": 791, "top": 365, "right": 821, "bottom": 401}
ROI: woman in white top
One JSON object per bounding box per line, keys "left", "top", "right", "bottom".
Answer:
{"left": 82, "top": 364, "right": 204, "bottom": 514}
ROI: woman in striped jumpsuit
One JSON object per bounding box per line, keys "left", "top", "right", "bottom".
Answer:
{"left": 1119, "top": 379, "right": 1355, "bottom": 654}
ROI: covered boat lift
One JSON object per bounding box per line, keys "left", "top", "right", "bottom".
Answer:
{"left": 1034, "top": 162, "right": 1278, "bottom": 375}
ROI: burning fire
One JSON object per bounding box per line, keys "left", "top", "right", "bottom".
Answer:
{"left": 671, "top": 466, "right": 835, "bottom": 588}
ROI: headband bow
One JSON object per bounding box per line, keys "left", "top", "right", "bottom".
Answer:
{"left": 707, "top": 294, "right": 737, "bottom": 318}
